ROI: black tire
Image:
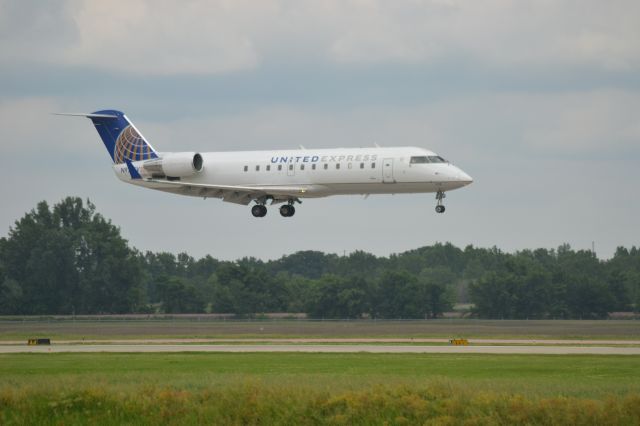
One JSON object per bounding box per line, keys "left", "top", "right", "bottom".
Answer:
{"left": 280, "top": 205, "right": 295, "bottom": 217}
{"left": 252, "top": 205, "right": 267, "bottom": 217}
{"left": 435, "top": 205, "right": 445, "bottom": 214}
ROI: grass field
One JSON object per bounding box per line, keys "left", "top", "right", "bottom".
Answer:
{"left": 1, "top": 353, "right": 640, "bottom": 424}
{"left": 1, "top": 319, "right": 639, "bottom": 341}
{"left": 2, "top": 320, "right": 640, "bottom": 424}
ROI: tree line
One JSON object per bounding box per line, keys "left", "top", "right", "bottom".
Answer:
{"left": 1, "top": 197, "right": 638, "bottom": 318}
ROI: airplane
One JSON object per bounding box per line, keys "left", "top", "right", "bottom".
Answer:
{"left": 58, "top": 109, "right": 473, "bottom": 217}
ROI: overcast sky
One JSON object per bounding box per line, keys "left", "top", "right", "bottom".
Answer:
{"left": 1, "top": 0, "right": 638, "bottom": 260}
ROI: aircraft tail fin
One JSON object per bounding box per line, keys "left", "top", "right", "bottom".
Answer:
{"left": 55, "top": 110, "right": 159, "bottom": 164}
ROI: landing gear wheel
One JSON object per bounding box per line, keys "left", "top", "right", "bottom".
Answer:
{"left": 279, "top": 204, "right": 295, "bottom": 217}
{"left": 251, "top": 204, "right": 267, "bottom": 217}
{"left": 435, "top": 205, "right": 445, "bottom": 214}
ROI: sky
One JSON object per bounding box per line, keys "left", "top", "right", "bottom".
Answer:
{"left": 0, "top": 0, "right": 638, "bottom": 260}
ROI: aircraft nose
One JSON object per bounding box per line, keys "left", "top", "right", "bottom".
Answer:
{"left": 458, "top": 170, "right": 473, "bottom": 185}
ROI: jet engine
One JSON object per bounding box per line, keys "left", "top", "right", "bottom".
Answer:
{"left": 142, "top": 153, "right": 203, "bottom": 178}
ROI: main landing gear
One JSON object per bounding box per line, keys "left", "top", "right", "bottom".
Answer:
{"left": 279, "top": 203, "right": 295, "bottom": 217}
{"left": 250, "top": 199, "right": 299, "bottom": 218}
{"left": 251, "top": 204, "right": 267, "bottom": 217}
{"left": 435, "top": 190, "right": 446, "bottom": 214}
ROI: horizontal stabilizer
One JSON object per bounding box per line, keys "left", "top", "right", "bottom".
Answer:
{"left": 53, "top": 112, "right": 119, "bottom": 119}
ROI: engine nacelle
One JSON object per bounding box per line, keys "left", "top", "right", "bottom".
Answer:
{"left": 142, "top": 153, "right": 203, "bottom": 178}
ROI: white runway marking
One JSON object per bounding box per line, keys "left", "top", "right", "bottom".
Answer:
{"left": 2, "top": 344, "right": 640, "bottom": 355}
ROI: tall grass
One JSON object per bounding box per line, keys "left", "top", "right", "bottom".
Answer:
{"left": 2, "top": 353, "right": 640, "bottom": 424}
{"left": 2, "top": 383, "right": 640, "bottom": 425}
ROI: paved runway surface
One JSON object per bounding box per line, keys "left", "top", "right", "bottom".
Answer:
{"left": 2, "top": 344, "right": 640, "bottom": 355}
{"left": 2, "top": 338, "right": 639, "bottom": 345}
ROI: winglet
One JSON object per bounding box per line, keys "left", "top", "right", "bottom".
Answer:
{"left": 125, "top": 160, "right": 142, "bottom": 179}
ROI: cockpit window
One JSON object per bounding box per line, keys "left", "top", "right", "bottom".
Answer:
{"left": 428, "top": 156, "right": 446, "bottom": 163}
{"left": 410, "top": 156, "right": 429, "bottom": 164}
{"left": 410, "top": 155, "right": 447, "bottom": 164}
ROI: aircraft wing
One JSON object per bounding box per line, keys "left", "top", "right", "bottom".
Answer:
{"left": 144, "top": 179, "right": 311, "bottom": 205}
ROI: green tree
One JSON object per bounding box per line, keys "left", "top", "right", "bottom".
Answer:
{"left": 270, "top": 250, "right": 336, "bottom": 279}
{"left": 469, "top": 272, "right": 515, "bottom": 319}
{"left": 0, "top": 279, "right": 22, "bottom": 314}
{"left": 564, "top": 277, "right": 615, "bottom": 319}
{"left": 418, "top": 267, "right": 455, "bottom": 318}
{"left": 278, "top": 272, "right": 311, "bottom": 313}
{"left": 306, "top": 275, "right": 370, "bottom": 318}
{"left": 1, "top": 197, "right": 143, "bottom": 314}
{"left": 158, "top": 276, "right": 203, "bottom": 313}
{"left": 373, "top": 270, "right": 420, "bottom": 318}
{"left": 209, "top": 261, "right": 287, "bottom": 315}
{"left": 3, "top": 199, "right": 638, "bottom": 318}
{"left": 470, "top": 255, "right": 558, "bottom": 319}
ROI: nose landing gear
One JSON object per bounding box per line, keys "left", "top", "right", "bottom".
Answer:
{"left": 435, "top": 190, "right": 446, "bottom": 214}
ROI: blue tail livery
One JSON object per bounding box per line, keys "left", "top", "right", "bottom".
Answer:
{"left": 125, "top": 160, "right": 142, "bottom": 179}
{"left": 56, "top": 110, "right": 158, "bottom": 164}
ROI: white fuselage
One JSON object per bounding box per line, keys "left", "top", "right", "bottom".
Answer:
{"left": 114, "top": 146, "right": 472, "bottom": 201}
{"left": 62, "top": 108, "right": 472, "bottom": 215}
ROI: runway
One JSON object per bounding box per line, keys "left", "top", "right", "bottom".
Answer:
{"left": 2, "top": 344, "right": 640, "bottom": 355}
{"left": 2, "top": 338, "right": 639, "bottom": 345}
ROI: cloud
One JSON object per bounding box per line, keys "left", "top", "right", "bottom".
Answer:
{"left": 64, "top": 0, "right": 262, "bottom": 75}
{"left": 519, "top": 90, "right": 640, "bottom": 157}
{"left": 2, "top": 0, "right": 639, "bottom": 75}
{"left": 1, "top": 0, "right": 639, "bottom": 261}
{"left": 134, "top": 89, "right": 640, "bottom": 163}
{"left": 0, "top": 0, "right": 77, "bottom": 66}
{"left": 0, "top": 97, "right": 65, "bottom": 153}
{"left": 392, "top": 90, "right": 640, "bottom": 160}
{"left": 327, "top": 1, "right": 640, "bottom": 71}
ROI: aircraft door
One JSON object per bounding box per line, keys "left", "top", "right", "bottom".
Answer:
{"left": 383, "top": 158, "right": 394, "bottom": 183}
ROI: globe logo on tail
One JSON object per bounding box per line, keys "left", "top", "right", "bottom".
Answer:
{"left": 114, "top": 125, "right": 154, "bottom": 164}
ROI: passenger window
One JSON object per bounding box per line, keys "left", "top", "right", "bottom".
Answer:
{"left": 336, "top": 163, "right": 340, "bottom": 170}
{"left": 371, "top": 162, "right": 376, "bottom": 169}
{"left": 278, "top": 165, "right": 282, "bottom": 171}
{"left": 348, "top": 163, "right": 352, "bottom": 169}
{"left": 244, "top": 166, "right": 248, "bottom": 172}
{"left": 300, "top": 164, "right": 305, "bottom": 171}
{"left": 289, "top": 164, "right": 293, "bottom": 171}
{"left": 312, "top": 164, "right": 316, "bottom": 170}
{"left": 360, "top": 163, "right": 364, "bottom": 169}
{"left": 266, "top": 165, "right": 271, "bottom": 171}
{"left": 255, "top": 165, "right": 260, "bottom": 171}
{"left": 324, "top": 164, "right": 328, "bottom": 170}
